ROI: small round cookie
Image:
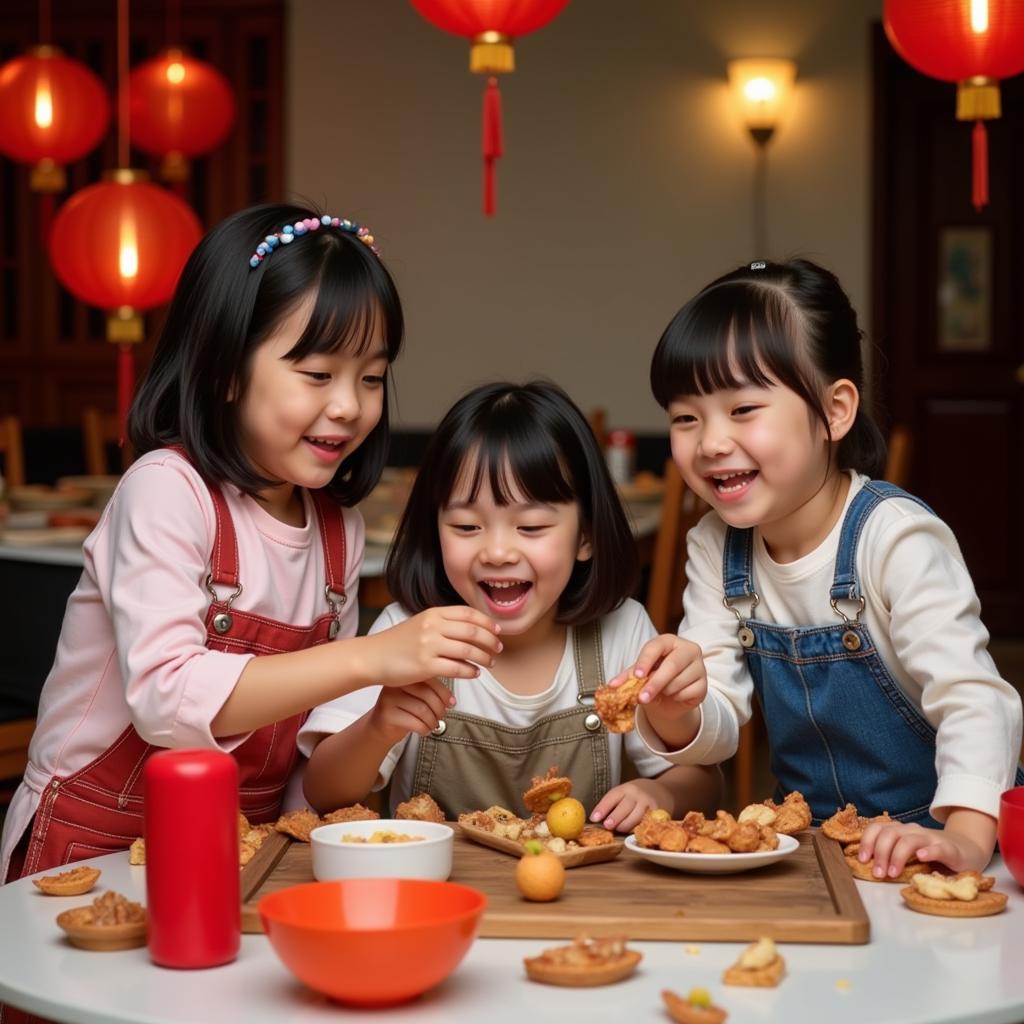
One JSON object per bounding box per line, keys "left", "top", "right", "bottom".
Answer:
{"left": 843, "top": 844, "right": 930, "bottom": 883}
{"left": 900, "top": 886, "right": 1007, "bottom": 917}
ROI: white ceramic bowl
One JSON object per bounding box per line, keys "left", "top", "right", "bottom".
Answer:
{"left": 310, "top": 820, "right": 454, "bottom": 882}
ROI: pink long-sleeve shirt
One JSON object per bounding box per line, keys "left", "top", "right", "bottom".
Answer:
{"left": 0, "top": 449, "right": 363, "bottom": 880}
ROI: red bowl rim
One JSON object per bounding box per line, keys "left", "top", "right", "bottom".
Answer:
{"left": 258, "top": 877, "right": 487, "bottom": 935}
{"left": 1001, "top": 786, "right": 1024, "bottom": 810}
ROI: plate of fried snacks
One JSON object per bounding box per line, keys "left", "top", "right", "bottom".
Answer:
{"left": 56, "top": 890, "right": 147, "bottom": 951}
{"left": 524, "top": 935, "right": 641, "bottom": 987}
{"left": 457, "top": 767, "right": 623, "bottom": 867}
{"left": 626, "top": 792, "right": 811, "bottom": 874}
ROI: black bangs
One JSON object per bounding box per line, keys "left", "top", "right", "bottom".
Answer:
{"left": 651, "top": 281, "right": 813, "bottom": 408}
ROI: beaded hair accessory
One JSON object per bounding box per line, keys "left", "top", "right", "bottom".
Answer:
{"left": 750, "top": 261, "right": 766, "bottom": 270}
{"left": 248, "top": 215, "right": 379, "bottom": 268}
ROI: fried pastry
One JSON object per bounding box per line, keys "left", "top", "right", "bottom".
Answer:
{"left": 634, "top": 809, "right": 672, "bottom": 848}
{"left": 662, "top": 988, "right": 728, "bottom": 1024}
{"left": 722, "top": 937, "right": 786, "bottom": 987}
{"left": 686, "top": 835, "right": 730, "bottom": 855}
{"left": 900, "top": 870, "right": 1006, "bottom": 917}
{"left": 577, "top": 826, "right": 616, "bottom": 847}
{"left": 395, "top": 792, "right": 445, "bottom": 823}
{"left": 274, "top": 808, "right": 323, "bottom": 842}
{"left": 820, "top": 803, "right": 891, "bottom": 843}
{"left": 593, "top": 674, "right": 645, "bottom": 734}
{"left": 523, "top": 766, "right": 572, "bottom": 813}
{"left": 56, "top": 890, "right": 147, "bottom": 951}
{"left": 322, "top": 802, "right": 380, "bottom": 825}
{"left": 842, "top": 842, "right": 929, "bottom": 883}
{"left": 523, "top": 935, "right": 642, "bottom": 987}
{"left": 766, "top": 791, "right": 811, "bottom": 835}
{"left": 33, "top": 865, "right": 101, "bottom": 896}
{"left": 128, "top": 837, "right": 146, "bottom": 865}
{"left": 725, "top": 821, "right": 761, "bottom": 854}
{"left": 700, "top": 810, "right": 739, "bottom": 842}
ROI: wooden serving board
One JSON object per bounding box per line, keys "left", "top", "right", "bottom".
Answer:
{"left": 240, "top": 828, "right": 868, "bottom": 943}
{"left": 457, "top": 820, "right": 623, "bottom": 867}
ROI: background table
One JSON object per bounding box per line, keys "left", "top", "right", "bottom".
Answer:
{"left": 0, "top": 851, "right": 1020, "bottom": 1024}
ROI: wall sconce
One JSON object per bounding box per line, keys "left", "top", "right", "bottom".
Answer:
{"left": 727, "top": 58, "right": 797, "bottom": 146}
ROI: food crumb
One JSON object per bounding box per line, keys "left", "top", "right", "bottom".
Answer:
{"left": 684, "top": 945, "right": 701, "bottom": 956}
{"left": 835, "top": 979, "right": 851, "bottom": 992}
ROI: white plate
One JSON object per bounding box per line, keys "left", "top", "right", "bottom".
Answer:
{"left": 624, "top": 832, "right": 800, "bottom": 874}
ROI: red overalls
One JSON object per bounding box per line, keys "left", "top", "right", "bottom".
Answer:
{"left": 2, "top": 472, "right": 347, "bottom": 1021}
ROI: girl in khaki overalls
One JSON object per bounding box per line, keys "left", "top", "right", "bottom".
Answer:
{"left": 303, "top": 382, "right": 721, "bottom": 830}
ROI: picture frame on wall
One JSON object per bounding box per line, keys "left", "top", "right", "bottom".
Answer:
{"left": 937, "top": 226, "right": 992, "bottom": 353}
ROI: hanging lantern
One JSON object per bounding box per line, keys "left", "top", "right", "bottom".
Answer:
{"left": 0, "top": 46, "right": 110, "bottom": 192}
{"left": 410, "top": 0, "right": 569, "bottom": 215}
{"left": 49, "top": 171, "right": 202, "bottom": 432}
{"left": 127, "top": 48, "right": 235, "bottom": 183}
{"left": 884, "top": 0, "right": 1024, "bottom": 210}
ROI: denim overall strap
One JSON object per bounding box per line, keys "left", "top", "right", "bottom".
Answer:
{"left": 722, "top": 526, "right": 757, "bottom": 601}
{"left": 830, "top": 481, "right": 934, "bottom": 603}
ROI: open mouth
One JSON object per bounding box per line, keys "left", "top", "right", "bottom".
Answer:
{"left": 709, "top": 470, "right": 758, "bottom": 498}
{"left": 478, "top": 579, "right": 532, "bottom": 611}
{"left": 304, "top": 436, "right": 349, "bottom": 461}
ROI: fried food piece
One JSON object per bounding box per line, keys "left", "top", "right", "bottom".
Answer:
{"left": 901, "top": 872, "right": 1006, "bottom": 917}
{"left": 523, "top": 767, "right": 572, "bottom": 813}
{"left": 458, "top": 810, "right": 497, "bottom": 832}
{"left": 842, "top": 843, "right": 929, "bottom": 883}
{"left": 681, "top": 811, "right": 707, "bottom": 835}
{"left": 659, "top": 825, "right": 691, "bottom": 852}
{"left": 322, "top": 803, "right": 380, "bottom": 825}
{"left": 769, "top": 792, "right": 811, "bottom": 835}
{"left": 756, "top": 825, "right": 780, "bottom": 852}
{"left": 395, "top": 792, "right": 445, "bottom": 823}
{"left": 593, "top": 674, "right": 645, "bottom": 734}
{"left": 61, "top": 890, "right": 146, "bottom": 926}
{"left": 820, "top": 803, "right": 891, "bottom": 843}
{"left": 128, "top": 837, "right": 146, "bottom": 865}
{"left": 700, "top": 810, "right": 739, "bottom": 843}
{"left": 577, "top": 826, "right": 616, "bottom": 847}
{"left": 523, "top": 935, "right": 642, "bottom": 987}
{"left": 33, "top": 865, "right": 101, "bottom": 896}
{"left": 722, "top": 937, "right": 786, "bottom": 987}
{"left": 686, "top": 835, "right": 730, "bottom": 855}
{"left": 726, "top": 821, "right": 761, "bottom": 854}
{"left": 662, "top": 988, "right": 728, "bottom": 1024}
{"left": 737, "top": 803, "right": 777, "bottom": 827}
{"left": 238, "top": 812, "right": 251, "bottom": 840}
{"left": 274, "top": 808, "right": 323, "bottom": 842}
{"left": 634, "top": 810, "right": 672, "bottom": 849}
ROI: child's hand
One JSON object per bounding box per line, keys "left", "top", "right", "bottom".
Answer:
{"left": 363, "top": 606, "right": 502, "bottom": 687}
{"left": 857, "top": 813, "right": 993, "bottom": 878}
{"left": 368, "top": 679, "right": 455, "bottom": 745}
{"left": 606, "top": 634, "right": 707, "bottom": 714}
{"left": 589, "top": 778, "right": 672, "bottom": 834}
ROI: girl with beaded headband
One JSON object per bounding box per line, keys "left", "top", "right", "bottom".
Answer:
{"left": 0, "top": 203, "right": 501, "bottom": 887}
{"left": 611, "top": 257, "right": 1023, "bottom": 879}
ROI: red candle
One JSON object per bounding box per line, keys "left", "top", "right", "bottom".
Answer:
{"left": 144, "top": 749, "right": 240, "bottom": 968}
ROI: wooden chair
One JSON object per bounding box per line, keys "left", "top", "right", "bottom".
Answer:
{"left": 0, "top": 415, "right": 26, "bottom": 488}
{"left": 0, "top": 718, "right": 34, "bottom": 782}
{"left": 83, "top": 407, "right": 133, "bottom": 475}
{"left": 884, "top": 425, "right": 912, "bottom": 487}
{"left": 645, "top": 460, "right": 759, "bottom": 809}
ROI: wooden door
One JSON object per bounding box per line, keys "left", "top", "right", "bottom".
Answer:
{"left": 872, "top": 25, "right": 1024, "bottom": 634}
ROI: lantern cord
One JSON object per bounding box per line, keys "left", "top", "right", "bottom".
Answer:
{"left": 117, "top": 0, "right": 130, "bottom": 169}
{"left": 753, "top": 144, "right": 768, "bottom": 258}
{"left": 38, "top": 194, "right": 54, "bottom": 247}
{"left": 972, "top": 120, "right": 989, "bottom": 212}
{"left": 118, "top": 345, "right": 134, "bottom": 445}
{"left": 482, "top": 76, "right": 503, "bottom": 217}
{"left": 166, "top": 0, "right": 182, "bottom": 48}
{"left": 39, "top": 0, "right": 51, "bottom": 44}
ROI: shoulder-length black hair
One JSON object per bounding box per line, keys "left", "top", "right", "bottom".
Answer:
{"left": 650, "top": 258, "right": 886, "bottom": 478}
{"left": 386, "top": 381, "right": 638, "bottom": 625}
{"left": 128, "top": 202, "right": 404, "bottom": 506}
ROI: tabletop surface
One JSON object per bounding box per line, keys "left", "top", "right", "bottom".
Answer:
{"left": 0, "top": 850, "right": 1020, "bottom": 1024}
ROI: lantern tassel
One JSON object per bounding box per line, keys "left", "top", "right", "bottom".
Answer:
{"left": 117, "top": 343, "right": 135, "bottom": 445}
{"left": 972, "top": 120, "right": 988, "bottom": 211}
{"left": 38, "top": 193, "right": 54, "bottom": 247}
{"left": 482, "top": 76, "right": 503, "bottom": 217}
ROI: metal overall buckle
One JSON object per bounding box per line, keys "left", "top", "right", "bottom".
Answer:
{"left": 325, "top": 585, "right": 348, "bottom": 640}
{"left": 723, "top": 592, "right": 760, "bottom": 648}
{"left": 830, "top": 596, "right": 866, "bottom": 651}
{"left": 206, "top": 574, "right": 244, "bottom": 634}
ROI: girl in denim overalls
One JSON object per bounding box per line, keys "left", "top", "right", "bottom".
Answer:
{"left": 624, "top": 258, "right": 1023, "bottom": 881}
{"left": 302, "top": 381, "right": 721, "bottom": 831}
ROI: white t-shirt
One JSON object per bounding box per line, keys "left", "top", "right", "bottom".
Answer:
{"left": 636, "top": 471, "right": 1022, "bottom": 822}
{"left": 299, "top": 597, "right": 673, "bottom": 809}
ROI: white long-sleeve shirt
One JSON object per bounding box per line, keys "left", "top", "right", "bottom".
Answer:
{"left": 637, "top": 472, "right": 1022, "bottom": 822}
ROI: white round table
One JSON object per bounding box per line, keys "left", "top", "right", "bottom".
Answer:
{"left": 0, "top": 852, "right": 1020, "bottom": 1024}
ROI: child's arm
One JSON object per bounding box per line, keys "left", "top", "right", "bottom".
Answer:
{"left": 590, "top": 764, "right": 723, "bottom": 833}
{"left": 210, "top": 606, "right": 501, "bottom": 736}
{"left": 303, "top": 679, "right": 453, "bottom": 813}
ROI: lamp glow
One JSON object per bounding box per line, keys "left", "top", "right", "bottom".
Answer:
{"left": 971, "top": 0, "right": 989, "bottom": 34}
{"left": 727, "top": 58, "right": 797, "bottom": 145}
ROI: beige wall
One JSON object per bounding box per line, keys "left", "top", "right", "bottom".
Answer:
{"left": 288, "top": 0, "right": 883, "bottom": 431}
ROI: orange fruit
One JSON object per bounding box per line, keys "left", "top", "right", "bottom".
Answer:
{"left": 515, "top": 840, "right": 565, "bottom": 902}
{"left": 546, "top": 797, "right": 586, "bottom": 841}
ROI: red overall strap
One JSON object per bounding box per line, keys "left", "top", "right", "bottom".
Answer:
{"left": 309, "top": 489, "right": 347, "bottom": 597}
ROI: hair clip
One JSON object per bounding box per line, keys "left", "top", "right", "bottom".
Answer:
{"left": 750, "top": 261, "right": 767, "bottom": 270}
{"left": 248, "top": 215, "right": 380, "bottom": 268}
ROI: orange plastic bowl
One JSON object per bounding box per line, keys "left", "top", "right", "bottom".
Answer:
{"left": 1000, "top": 786, "right": 1024, "bottom": 890}
{"left": 259, "top": 878, "right": 486, "bottom": 1007}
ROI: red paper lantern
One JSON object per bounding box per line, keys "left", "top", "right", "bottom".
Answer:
{"left": 884, "top": 0, "right": 1024, "bottom": 210}
{"left": 0, "top": 46, "right": 110, "bottom": 192}
{"left": 49, "top": 171, "right": 202, "bottom": 430}
{"left": 410, "top": 0, "right": 570, "bottom": 215}
{"left": 128, "top": 49, "right": 235, "bottom": 182}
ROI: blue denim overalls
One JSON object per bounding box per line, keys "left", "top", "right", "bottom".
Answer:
{"left": 722, "top": 480, "right": 1024, "bottom": 826}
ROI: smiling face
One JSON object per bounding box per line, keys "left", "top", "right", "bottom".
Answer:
{"left": 438, "top": 455, "right": 592, "bottom": 644}
{"left": 237, "top": 293, "right": 389, "bottom": 519}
